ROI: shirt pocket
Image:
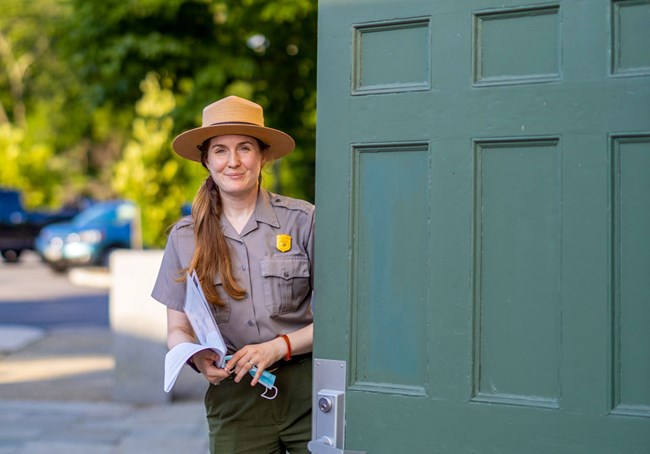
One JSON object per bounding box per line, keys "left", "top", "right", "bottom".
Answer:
{"left": 260, "top": 256, "right": 311, "bottom": 316}
{"left": 209, "top": 275, "right": 232, "bottom": 324}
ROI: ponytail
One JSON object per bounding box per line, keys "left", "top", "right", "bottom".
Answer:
{"left": 188, "top": 175, "right": 246, "bottom": 306}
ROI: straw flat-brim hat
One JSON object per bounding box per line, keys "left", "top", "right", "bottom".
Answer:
{"left": 172, "top": 96, "right": 295, "bottom": 162}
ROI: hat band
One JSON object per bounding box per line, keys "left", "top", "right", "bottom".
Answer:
{"left": 208, "top": 121, "right": 261, "bottom": 126}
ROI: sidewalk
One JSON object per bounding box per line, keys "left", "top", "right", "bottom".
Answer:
{"left": 0, "top": 399, "right": 208, "bottom": 454}
{"left": 0, "top": 255, "right": 210, "bottom": 454}
{"left": 0, "top": 326, "right": 209, "bottom": 454}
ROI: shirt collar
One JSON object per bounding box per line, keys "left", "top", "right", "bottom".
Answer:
{"left": 220, "top": 189, "right": 280, "bottom": 240}
{"left": 253, "top": 189, "right": 280, "bottom": 229}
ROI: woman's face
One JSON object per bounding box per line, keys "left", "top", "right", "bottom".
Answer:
{"left": 204, "top": 134, "right": 264, "bottom": 198}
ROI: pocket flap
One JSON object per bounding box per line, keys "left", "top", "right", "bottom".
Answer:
{"left": 260, "top": 257, "right": 310, "bottom": 280}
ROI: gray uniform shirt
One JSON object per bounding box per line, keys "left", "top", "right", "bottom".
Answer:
{"left": 151, "top": 189, "right": 314, "bottom": 353}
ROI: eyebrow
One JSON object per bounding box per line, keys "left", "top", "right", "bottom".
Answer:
{"left": 209, "top": 140, "right": 256, "bottom": 149}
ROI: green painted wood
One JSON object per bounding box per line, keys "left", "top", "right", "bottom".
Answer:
{"left": 474, "top": 140, "right": 562, "bottom": 408}
{"left": 613, "top": 136, "right": 650, "bottom": 417}
{"left": 314, "top": 0, "right": 650, "bottom": 452}
{"left": 352, "top": 145, "right": 430, "bottom": 393}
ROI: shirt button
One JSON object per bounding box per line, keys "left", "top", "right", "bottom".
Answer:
{"left": 241, "top": 265, "right": 247, "bottom": 271}
{"left": 244, "top": 292, "right": 249, "bottom": 299}
{"left": 247, "top": 320, "right": 254, "bottom": 327}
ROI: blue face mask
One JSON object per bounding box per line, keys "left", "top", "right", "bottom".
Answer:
{"left": 225, "top": 355, "right": 278, "bottom": 400}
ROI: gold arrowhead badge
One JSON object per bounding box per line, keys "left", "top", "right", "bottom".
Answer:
{"left": 276, "top": 234, "right": 292, "bottom": 253}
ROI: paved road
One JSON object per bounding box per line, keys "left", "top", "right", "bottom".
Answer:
{"left": 0, "top": 252, "right": 115, "bottom": 402}
{"left": 0, "top": 252, "right": 108, "bottom": 327}
{"left": 0, "top": 252, "right": 210, "bottom": 453}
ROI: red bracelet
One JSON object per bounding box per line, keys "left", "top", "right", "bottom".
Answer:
{"left": 278, "top": 334, "right": 292, "bottom": 361}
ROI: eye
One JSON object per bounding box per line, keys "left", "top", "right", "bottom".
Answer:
{"left": 212, "top": 147, "right": 227, "bottom": 154}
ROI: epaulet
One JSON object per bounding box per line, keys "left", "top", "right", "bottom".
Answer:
{"left": 173, "top": 215, "right": 194, "bottom": 231}
{"left": 269, "top": 193, "right": 314, "bottom": 215}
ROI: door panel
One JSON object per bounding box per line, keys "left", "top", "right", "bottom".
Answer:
{"left": 315, "top": 0, "right": 650, "bottom": 452}
{"left": 612, "top": 135, "right": 650, "bottom": 418}
{"left": 474, "top": 139, "right": 562, "bottom": 409}
{"left": 352, "top": 144, "right": 430, "bottom": 394}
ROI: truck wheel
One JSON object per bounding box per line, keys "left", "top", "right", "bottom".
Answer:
{"left": 1, "top": 249, "right": 22, "bottom": 263}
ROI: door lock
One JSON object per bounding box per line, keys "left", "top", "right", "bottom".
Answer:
{"left": 309, "top": 359, "right": 366, "bottom": 454}
{"left": 318, "top": 396, "right": 333, "bottom": 413}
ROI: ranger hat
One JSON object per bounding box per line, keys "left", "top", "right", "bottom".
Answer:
{"left": 172, "top": 96, "right": 295, "bottom": 162}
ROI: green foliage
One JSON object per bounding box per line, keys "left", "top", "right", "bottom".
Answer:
{"left": 0, "top": 0, "right": 130, "bottom": 206}
{"left": 0, "top": 0, "right": 82, "bottom": 206}
{"left": 1, "top": 0, "right": 317, "bottom": 247}
{"left": 112, "top": 73, "right": 204, "bottom": 247}
{"left": 0, "top": 123, "right": 25, "bottom": 187}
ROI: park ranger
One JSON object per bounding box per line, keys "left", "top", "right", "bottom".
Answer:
{"left": 152, "top": 95, "right": 314, "bottom": 454}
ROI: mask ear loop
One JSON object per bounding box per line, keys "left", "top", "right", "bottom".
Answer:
{"left": 261, "top": 385, "right": 278, "bottom": 400}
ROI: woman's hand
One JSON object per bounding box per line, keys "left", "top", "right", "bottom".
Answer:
{"left": 225, "top": 324, "right": 314, "bottom": 386}
{"left": 192, "top": 349, "right": 231, "bottom": 385}
{"left": 166, "top": 308, "right": 229, "bottom": 385}
{"left": 225, "top": 338, "right": 286, "bottom": 386}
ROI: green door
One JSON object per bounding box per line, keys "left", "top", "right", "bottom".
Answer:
{"left": 313, "top": 0, "right": 650, "bottom": 452}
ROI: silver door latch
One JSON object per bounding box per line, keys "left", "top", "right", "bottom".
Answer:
{"left": 308, "top": 359, "right": 366, "bottom": 454}
{"left": 307, "top": 440, "right": 366, "bottom": 454}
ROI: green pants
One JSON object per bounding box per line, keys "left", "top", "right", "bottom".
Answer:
{"left": 204, "top": 355, "right": 312, "bottom": 454}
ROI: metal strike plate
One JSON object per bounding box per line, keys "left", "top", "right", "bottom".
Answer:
{"left": 308, "top": 359, "right": 366, "bottom": 454}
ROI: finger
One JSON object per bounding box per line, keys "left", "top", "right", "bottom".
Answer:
{"left": 234, "top": 366, "right": 249, "bottom": 383}
{"left": 208, "top": 367, "right": 228, "bottom": 378}
{"left": 250, "top": 367, "right": 264, "bottom": 387}
{"left": 214, "top": 369, "right": 230, "bottom": 380}
{"left": 225, "top": 350, "right": 246, "bottom": 372}
{"left": 246, "top": 358, "right": 259, "bottom": 385}
{"left": 237, "top": 357, "right": 255, "bottom": 371}
{"left": 224, "top": 356, "right": 238, "bottom": 373}
{"left": 230, "top": 360, "right": 248, "bottom": 383}
{"left": 207, "top": 369, "right": 229, "bottom": 384}
{"left": 197, "top": 359, "right": 219, "bottom": 374}
{"left": 237, "top": 358, "right": 257, "bottom": 380}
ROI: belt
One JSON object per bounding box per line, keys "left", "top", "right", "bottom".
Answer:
{"left": 267, "top": 353, "right": 312, "bottom": 373}
{"left": 221, "top": 353, "right": 312, "bottom": 381}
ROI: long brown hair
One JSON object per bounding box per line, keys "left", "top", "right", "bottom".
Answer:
{"left": 186, "top": 136, "right": 268, "bottom": 306}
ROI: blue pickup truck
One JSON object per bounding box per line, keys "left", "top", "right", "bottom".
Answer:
{"left": 0, "top": 188, "right": 81, "bottom": 263}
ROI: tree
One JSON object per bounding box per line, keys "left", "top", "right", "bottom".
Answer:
{"left": 61, "top": 0, "right": 317, "bottom": 247}
{"left": 112, "top": 72, "right": 203, "bottom": 247}
{"left": 0, "top": 0, "right": 90, "bottom": 207}
{"left": 0, "top": 0, "right": 317, "bottom": 246}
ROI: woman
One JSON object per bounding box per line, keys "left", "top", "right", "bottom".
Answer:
{"left": 152, "top": 96, "right": 314, "bottom": 453}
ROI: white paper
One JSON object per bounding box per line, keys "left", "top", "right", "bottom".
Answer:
{"left": 163, "top": 270, "right": 228, "bottom": 392}
{"left": 164, "top": 342, "right": 220, "bottom": 392}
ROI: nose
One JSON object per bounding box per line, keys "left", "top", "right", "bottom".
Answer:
{"left": 227, "top": 150, "right": 241, "bottom": 167}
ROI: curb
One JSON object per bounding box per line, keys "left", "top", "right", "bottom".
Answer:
{"left": 68, "top": 267, "right": 111, "bottom": 289}
{"left": 0, "top": 325, "right": 45, "bottom": 355}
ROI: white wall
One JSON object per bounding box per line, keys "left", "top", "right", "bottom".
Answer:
{"left": 109, "top": 249, "right": 205, "bottom": 404}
